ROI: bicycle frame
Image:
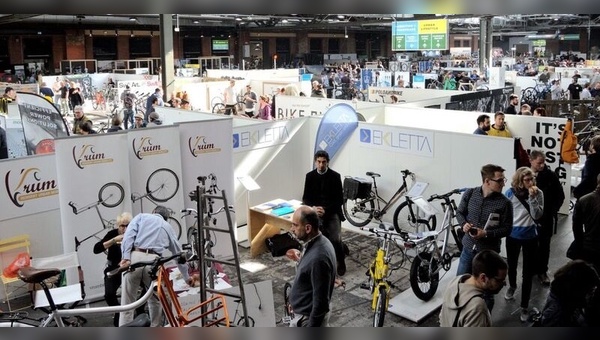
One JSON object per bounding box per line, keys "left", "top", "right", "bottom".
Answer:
{"left": 371, "top": 171, "right": 412, "bottom": 217}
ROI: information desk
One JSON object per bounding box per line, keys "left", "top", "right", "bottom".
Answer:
{"left": 248, "top": 199, "right": 302, "bottom": 243}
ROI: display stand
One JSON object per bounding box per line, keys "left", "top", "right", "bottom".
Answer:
{"left": 237, "top": 176, "right": 260, "bottom": 248}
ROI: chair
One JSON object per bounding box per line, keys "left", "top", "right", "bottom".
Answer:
{"left": 0, "top": 234, "right": 31, "bottom": 311}
{"left": 28, "top": 252, "right": 86, "bottom": 319}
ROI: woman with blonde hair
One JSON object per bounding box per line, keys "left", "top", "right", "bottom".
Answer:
{"left": 503, "top": 167, "right": 544, "bottom": 322}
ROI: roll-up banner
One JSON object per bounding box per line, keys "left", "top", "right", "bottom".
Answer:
{"left": 178, "top": 118, "right": 235, "bottom": 259}
{"left": 1, "top": 153, "right": 59, "bottom": 222}
{"left": 54, "top": 132, "right": 132, "bottom": 300}
{"left": 17, "top": 92, "right": 70, "bottom": 155}
{"left": 127, "top": 125, "right": 186, "bottom": 240}
{"left": 313, "top": 103, "right": 359, "bottom": 162}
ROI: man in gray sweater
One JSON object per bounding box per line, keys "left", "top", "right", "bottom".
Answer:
{"left": 288, "top": 205, "right": 336, "bottom": 327}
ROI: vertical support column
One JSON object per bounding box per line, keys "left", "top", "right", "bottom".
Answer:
{"left": 159, "top": 14, "right": 175, "bottom": 102}
{"left": 479, "top": 16, "right": 493, "bottom": 75}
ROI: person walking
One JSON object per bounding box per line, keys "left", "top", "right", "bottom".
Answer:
{"left": 439, "top": 250, "right": 508, "bottom": 327}
{"left": 572, "top": 174, "right": 600, "bottom": 273}
{"left": 503, "top": 167, "right": 544, "bottom": 323}
{"left": 288, "top": 205, "right": 336, "bottom": 327}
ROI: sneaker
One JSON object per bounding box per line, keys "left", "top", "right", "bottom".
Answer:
{"left": 520, "top": 308, "right": 529, "bottom": 322}
{"left": 504, "top": 286, "right": 516, "bottom": 300}
{"left": 538, "top": 273, "right": 551, "bottom": 286}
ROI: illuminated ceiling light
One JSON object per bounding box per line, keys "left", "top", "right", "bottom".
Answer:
{"left": 344, "top": 27, "right": 348, "bottom": 38}
{"left": 235, "top": 17, "right": 242, "bottom": 21}
{"left": 130, "top": 30, "right": 134, "bottom": 37}
{"left": 150, "top": 31, "right": 154, "bottom": 37}
{"left": 115, "top": 30, "right": 118, "bottom": 36}
{"left": 129, "top": 17, "right": 136, "bottom": 22}
{"left": 281, "top": 19, "right": 288, "bottom": 23}
{"left": 338, "top": 15, "right": 345, "bottom": 19}
{"left": 193, "top": 20, "right": 199, "bottom": 24}
{"left": 104, "top": 30, "right": 107, "bottom": 35}
{"left": 174, "top": 14, "right": 180, "bottom": 32}
{"left": 89, "top": 30, "right": 92, "bottom": 37}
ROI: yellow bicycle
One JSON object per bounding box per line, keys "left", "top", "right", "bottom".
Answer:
{"left": 360, "top": 224, "right": 408, "bottom": 327}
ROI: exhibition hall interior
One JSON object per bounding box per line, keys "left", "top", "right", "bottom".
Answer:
{"left": 1, "top": 12, "right": 600, "bottom": 327}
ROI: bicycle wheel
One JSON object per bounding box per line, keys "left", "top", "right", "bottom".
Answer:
{"left": 283, "top": 282, "right": 293, "bottom": 319}
{"left": 167, "top": 216, "right": 182, "bottom": 240}
{"left": 146, "top": 168, "right": 179, "bottom": 202}
{"left": 356, "top": 91, "right": 366, "bottom": 102}
{"left": 186, "top": 226, "right": 199, "bottom": 270}
{"left": 236, "top": 315, "right": 255, "bottom": 327}
{"left": 410, "top": 252, "right": 439, "bottom": 301}
{"left": 343, "top": 197, "right": 374, "bottom": 227}
{"left": 521, "top": 87, "right": 537, "bottom": 106}
{"left": 212, "top": 103, "right": 226, "bottom": 114}
{"left": 334, "top": 89, "right": 344, "bottom": 100}
{"left": 98, "top": 182, "right": 125, "bottom": 208}
{"left": 373, "top": 285, "right": 387, "bottom": 327}
{"left": 392, "top": 200, "right": 437, "bottom": 233}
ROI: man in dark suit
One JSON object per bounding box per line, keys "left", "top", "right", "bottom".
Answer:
{"left": 302, "top": 150, "right": 346, "bottom": 277}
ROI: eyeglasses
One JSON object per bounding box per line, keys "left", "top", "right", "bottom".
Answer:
{"left": 489, "top": 177, "right": 507, "bottom": 184}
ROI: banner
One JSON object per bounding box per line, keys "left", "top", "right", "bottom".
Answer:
{"left": 127, "top": 125, "right": 185, "bottom": 240}
{"left": 178, "top": 118, "right": 235, "bottom": 259}
{"left": 55, "top": 133, "right": 132, "bottom": 300}
{"left": 0, "top": 153, "right": 59, "bottom": 222}
{"left": 313, "top": 103, "right": 359, "bottom": 162}
{"left": 17, "top": 92, "right": 70, "bottom": 155}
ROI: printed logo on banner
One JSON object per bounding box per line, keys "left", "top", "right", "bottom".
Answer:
{"left": 132, "top": 137, "right": 169, "bottom": 160}
{"left": 71, "top": 144, "right": 114, "bottom": 169}
{"left": 188, "top": 135, "right": 222, "bottom": 157}
{"left": 232, "top": 126, "right": 290, "bottom": 149}
{"left": 4, "top": 168, "right": 58, "bottom": 207}
{"left": 359, "top": 127, "right": 434, "bottom": 157}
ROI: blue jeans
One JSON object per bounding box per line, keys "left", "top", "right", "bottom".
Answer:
{"left": 123, "top": 108, "right": 134, "bottom": 129}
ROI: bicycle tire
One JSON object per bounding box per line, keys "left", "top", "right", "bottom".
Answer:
{"left": 410, "top": 252, "right": 439, "bottom": 301}
{"left": 334, "top": 89, "right": 344, "bottom": 100}
{"left": 186, "top": 227, "right": 199, "bottom": 271}
{"left": 167, "top": 216, "right": 182, "bottom": 240}
{"left": 146, "top": 168, "right": 179, "bottom": 202}
{"left": 98, "top": 182, "right": 125, "bottom": 208}
{"left": 373, "top": 285, "right": 387, "bottom": 327}
{"left": 236, "top": 315, "right": 255, "bottom": 327}
{"left": 392, "top": 200, "right": 437, "bottom": 234}
{"left": 210, "top": 96, "right": 223, "bottom": 109}
{"left": 521, "top": 87, "right": 537, "bottom": 106}
{"left": 356, "top": 91, "right": 366, "bottom": 102}
{"left": 343, "top": 197, "right": 375, "bottom": 227}
{"left": 212, "top": 103, "right": 226, "bottom": 114}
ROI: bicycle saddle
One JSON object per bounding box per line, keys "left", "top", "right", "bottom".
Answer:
{"left": 366, "top": 172, "right": 380, "bottom": 178}
{"left": 17, "top": 267, "right": 61, "bottom": 284}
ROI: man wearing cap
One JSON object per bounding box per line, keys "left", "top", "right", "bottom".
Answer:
{"left": 243, "top": 85, "right": 257, "bottom": 117}
{"left": 120, "top": 85, "right": 137, "bottom": 129}
{"left": 133, "top": 113, "right": 146, "bottom": 129}
{"left": 147, "top": 112, "right": 162, "bottom": 127}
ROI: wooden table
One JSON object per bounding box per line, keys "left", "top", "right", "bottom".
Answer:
{"left": 247, "top": 199, "right": 302, "bottom": 243}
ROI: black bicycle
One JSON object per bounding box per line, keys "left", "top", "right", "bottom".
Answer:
{"left": 343, "top": 169, "right": 436, "bottom": 233}
{"left": 68, "top": 182, "right": 125, "bottom": 251}
{"left": 131, "top": 168, "right": 182, "bottom": 239}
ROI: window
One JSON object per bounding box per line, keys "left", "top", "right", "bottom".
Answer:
{"left": 183, "top": 36, "right": 202, "bottom": 58}
{"left": 93, "top": 37, "right": 117, "bottom": 61}
{"left": 129, "top": 37, "right": 151, "bottom": 58}
{"left": 329, "top": 38, "right": 340, "bottom": 54}
{"left": 310, "top": 39, "right": 322, "bottom": 53}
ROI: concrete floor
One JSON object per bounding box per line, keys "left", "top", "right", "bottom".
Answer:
{"left": 1, "top": 208, "right": 576, "bottom": 327}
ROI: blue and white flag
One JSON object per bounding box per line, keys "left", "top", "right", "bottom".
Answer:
{"left": 313, "top": 103, "right": 359, "bottom": 162}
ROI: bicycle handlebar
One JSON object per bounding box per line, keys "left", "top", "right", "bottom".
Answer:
{"left": 428, "top": 188, "right": 466, "bottom": 202}
{"left": 360, "top": 226, "right": 409, "bottom": 240}
{"left": 106, "top": 253, "right": 187, "bottom": 278}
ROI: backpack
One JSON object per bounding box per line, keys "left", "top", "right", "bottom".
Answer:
{"left": 559, "top": 118, "right": 579, "bottom": 164}
{"left": 124, "top": 93, "right": 134, "bottom": 109}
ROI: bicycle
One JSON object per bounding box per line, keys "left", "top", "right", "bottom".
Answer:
{"left": 359, "top": 223, "right": 409, "bottom": 327}
{"left": 131, "top": 168, "right": 182, "bottom": 239}
{"left": 279, "top": 282, "right": 294, "bottom": 326}
{"left": 342, "top": 169, "right": 437, "bottom": 233}
{"left": 521, "top": 79, "right": 551, "bottom": 108}
{"left": 68, "top": 182, "right": 125, "bottom": 251}
{"left": 403, "top": 188, "right": 465, "bottom": 301}
{"left": 14, "top": 252, "right": 230, "bottom": 327}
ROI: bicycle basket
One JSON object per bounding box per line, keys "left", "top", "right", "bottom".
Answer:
{"left": 343, "top": 177, "right": 372, "bottom": 200}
